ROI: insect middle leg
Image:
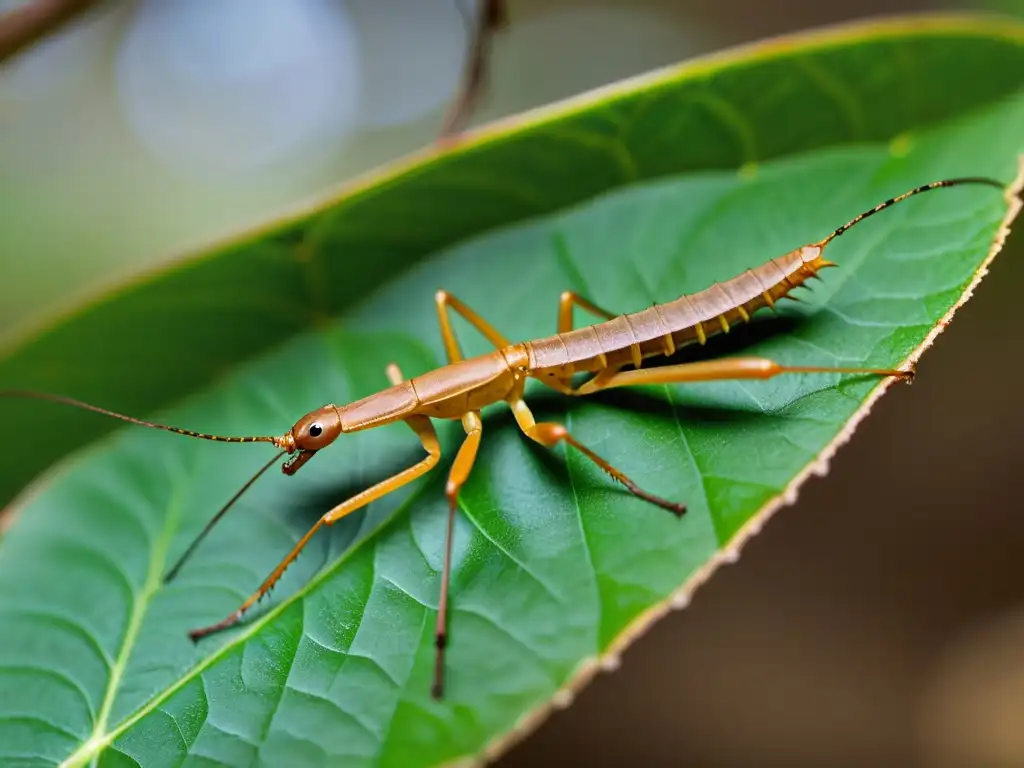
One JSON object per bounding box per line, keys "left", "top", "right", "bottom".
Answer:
{"left": 187, "top": 381, "right": 442, "bottom": 641}
{"left": 506, "top": 395, "right": 685, "bottom": 515}
{"left": 511, "top": 292, "right": 680, "bottom": 509}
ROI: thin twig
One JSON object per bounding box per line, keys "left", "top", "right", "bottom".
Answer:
{"left": 0, "top": 0, "right": 99, "bottom": 64}
{"left": 438, "top": 0, "right": 507, "bottom": 142}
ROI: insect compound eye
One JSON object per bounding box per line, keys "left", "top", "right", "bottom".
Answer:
{"left": 308, "top": 423, "right": 323, "bottom": 438}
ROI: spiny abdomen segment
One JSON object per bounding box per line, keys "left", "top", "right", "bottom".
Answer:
{"left": 659, "top": 243, "right": 834, "bottom": 349}
{"left": 528, "top": 244, "right": 834, "bottom": 375}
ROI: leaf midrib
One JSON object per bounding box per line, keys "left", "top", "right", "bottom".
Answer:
{"left": 60, "top": 472, "right": 183, "bottom": 768}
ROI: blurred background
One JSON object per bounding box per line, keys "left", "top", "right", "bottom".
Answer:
{"left": 2, "top": 0, "right": 1023, "bottom": 765}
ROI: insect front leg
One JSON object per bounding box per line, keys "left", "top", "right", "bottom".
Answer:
{"left": 434, "top": 289, "right": 511, "bottom": 361}
{"left": 390, "top": 358, "right": 484, "bottom": 699}
{"left": 188, "top": 409, "right": 442, "bottom": 642}
{"left": 431, "top": 409, "right": 484, "bottom": 699}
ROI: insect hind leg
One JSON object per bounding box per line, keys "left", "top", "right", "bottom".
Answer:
{"left": 576, "top": 355, "right": 912, "bottom": 394}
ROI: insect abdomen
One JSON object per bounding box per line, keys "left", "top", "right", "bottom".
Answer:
{"left": 529, "top": 244, "right": 829, "bottom": 374}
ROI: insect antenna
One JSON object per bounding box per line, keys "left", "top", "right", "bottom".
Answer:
{"left": 0, "top": 390, "right": 283, "bottom": 445}
{"left": 822, "top": 176, "right": 1005, "bottom": 245}
{"left": 1, "top": 390, "right": 293, "bottom": 581}
{"left": 163, "top": 450, "right": 286, "bottom": 584}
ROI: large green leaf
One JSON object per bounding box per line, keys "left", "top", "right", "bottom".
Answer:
{"left": 1, "top": 15, "right": 1022, "bottom": 768}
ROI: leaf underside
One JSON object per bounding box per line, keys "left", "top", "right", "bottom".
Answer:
{"left": 0, "top": 19, "right": 1023, "bottom": 768}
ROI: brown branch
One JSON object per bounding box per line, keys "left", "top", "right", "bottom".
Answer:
{"left": 0, "top": 0, "right": 99, "bottom": 64}
{"left": 438, "top": 0, "right": 508, "bottom": 142}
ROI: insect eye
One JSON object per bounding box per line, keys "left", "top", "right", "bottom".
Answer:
{"left": 308, "top": 423, "right": 323, "bottom": 438}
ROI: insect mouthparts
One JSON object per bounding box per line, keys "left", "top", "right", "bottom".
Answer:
{"left": 282, "top": 449, "right": 316, "bottom": 476}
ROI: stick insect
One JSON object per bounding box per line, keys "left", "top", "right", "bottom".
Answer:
{"left": 1, "top": 175, "right": 1005, "bottom": 698}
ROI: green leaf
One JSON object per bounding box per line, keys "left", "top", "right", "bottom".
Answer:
{"left": 1, "top": 15, "right": 1022, "bottom": 768}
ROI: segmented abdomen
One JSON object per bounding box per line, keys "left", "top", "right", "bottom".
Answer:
{"left": 527, "top": 244, "right": 828, "bottom": 375}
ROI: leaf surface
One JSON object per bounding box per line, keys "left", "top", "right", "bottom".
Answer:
{"left": 0, "top": 16, "right": 1022, "bottom": 768}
